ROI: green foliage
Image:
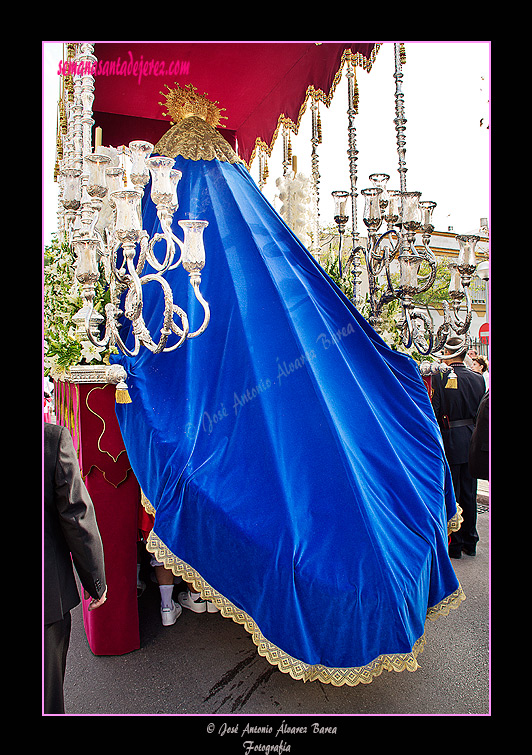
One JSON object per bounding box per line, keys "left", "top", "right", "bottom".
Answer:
{"left": 320, "top": 247, "right": 354, "bottom": 301}
{"left": 411, "top": 257, "right": 452, "bottom": 309}
{"left": 43, "top": 234, "right": 110, "bottom": 377}
{"left": 372, "top": 257, "right": 453, "bottom": 362}
{"left": 316, "top": 242, "right": 452, "bottom": 365}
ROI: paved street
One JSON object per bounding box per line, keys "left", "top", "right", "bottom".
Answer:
{"left": 61, "top": 498, "right": 489, "bottom": 723}
{"left": 63, "top": 514, "right": 489, "bottom": 719}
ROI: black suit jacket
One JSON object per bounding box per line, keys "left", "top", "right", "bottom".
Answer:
{"left": 43, "top": 423, "right": 107, "bottom": 625}
{"left": 469, "top": 390, "right": 489, "bottom": 480}
{"left": 431, "top": 363, "right": 486, "bottom": 466}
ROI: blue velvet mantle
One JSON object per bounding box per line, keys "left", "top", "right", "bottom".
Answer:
{"left": 114, "top": 156, "right": 461, "bottom": 674}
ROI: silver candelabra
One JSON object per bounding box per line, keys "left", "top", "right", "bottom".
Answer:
{"left": 332, "top": 43, "right": 482, "bottom": 358}
{"left": 61, "top": 140, "right": 210, "bottom": 361}
{"left": 55, "top": 44, "right": 210, "bottom": 403}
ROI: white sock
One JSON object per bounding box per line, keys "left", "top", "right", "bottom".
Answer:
{"left": 159, "top": 584, "right": 174, "bottom": 608}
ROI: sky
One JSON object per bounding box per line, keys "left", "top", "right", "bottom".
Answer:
{"left": 42, "top": 41, "right": 490, "bottom": 246}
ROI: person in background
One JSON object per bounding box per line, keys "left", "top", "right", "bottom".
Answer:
{"left": 469, "top": 390, "right": 489, "bottom": 482}
{"left": 150, "top": 555, "right": 183, "bottom": 626}
{"left": 44, "top": 423, "right": 107, "bottom": 714}
{"left": 44, "top": 391, "right": 52, "bottom": 423}
{"left": 431, "top": 338, "right": 486, "bottom": 559}
{"left": 44, "top": 376, "right": 55, "bottom": 423}
{"left": 471, "top": 354, "right": 489, "bottom": 389}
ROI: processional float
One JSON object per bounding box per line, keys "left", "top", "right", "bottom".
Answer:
{"left": 49, "top": 42, "right": 469, "bottom": 680}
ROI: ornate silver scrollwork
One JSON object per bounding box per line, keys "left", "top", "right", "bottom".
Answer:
{"left": 56, "top": 45, "right": 210, "bottom": 383}
{"left": 334, "top": 44, "right": 481, "bottom": 358}
{"left": 64, "top": 140, "right": 210, "bottom": 360}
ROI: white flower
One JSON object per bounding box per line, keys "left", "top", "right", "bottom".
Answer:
{"left": 46, "top": 355, "right": 69, "bottom": 381}
{"left": 80, "top": 341, "right": 105, "bottom": 363}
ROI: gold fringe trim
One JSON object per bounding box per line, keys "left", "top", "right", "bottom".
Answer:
{"left": 448, "top": 504, "right": 464, "bottom": 534}
{"left": 246, "top": 44, "right": 381, "bottom": 169}
{"left": 140, "top": 489, "right": 156, "bottom": 517}
{"left": 55, "top": 381, "right": 82, "bottom": 461}
{"left": 145, "top": 526, "right": 465, "bottom": 687}
{"left": 427, "top": 586, "right": 466, "bottom": 621}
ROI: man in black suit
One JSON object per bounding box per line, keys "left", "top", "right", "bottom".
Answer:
{"left": 44, "top": 422, "right": 107, "bottom": 714}
{"left": 431, "top": 338, "right": 486, "bottom": 559}
{"left": 469, "top": 390, "right": 489, "bottom": 482}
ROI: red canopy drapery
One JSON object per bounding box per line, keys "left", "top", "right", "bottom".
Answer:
{"left": 92, "top": 41, "right": 378, "bottom": 164}
{"left": 54, "top": 380, "right": 141, "bottom": 656}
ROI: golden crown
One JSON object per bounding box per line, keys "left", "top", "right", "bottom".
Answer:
{"left": 159, "top": 83, "right": 227, "bottom": 128}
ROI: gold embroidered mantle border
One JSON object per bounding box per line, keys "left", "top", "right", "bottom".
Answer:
{"left": 146, "top": 529, "right": 465, "bottom": 687}
{"left": 448, "top": 504, "right": 463, "bottom": 533}
{"left": 155, "top": 115, "right": 242, "bottom": 164}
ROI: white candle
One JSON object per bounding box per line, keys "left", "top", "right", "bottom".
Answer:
{"left": 94, "top": 126, "right": 102, "bottom": 149}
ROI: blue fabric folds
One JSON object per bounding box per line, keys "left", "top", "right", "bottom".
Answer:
{"left": 114, "top": 156, "right": 460, "bottom": 671}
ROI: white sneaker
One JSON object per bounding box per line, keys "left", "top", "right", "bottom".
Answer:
{"left": 161, "top": 599, "right": 182, "bottom": 626}
{"left": 178, "top": 590, "right": 207, "bottom": 613}
{"left": 207, "top": 600, "right": 220, "bottom": 613}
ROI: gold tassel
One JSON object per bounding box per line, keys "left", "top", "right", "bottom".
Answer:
{"left": 115, "top": 380, "right": 132, "bottom": 404}
{"left": 445, "top": 369, "right": 458, "bottom": 389}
